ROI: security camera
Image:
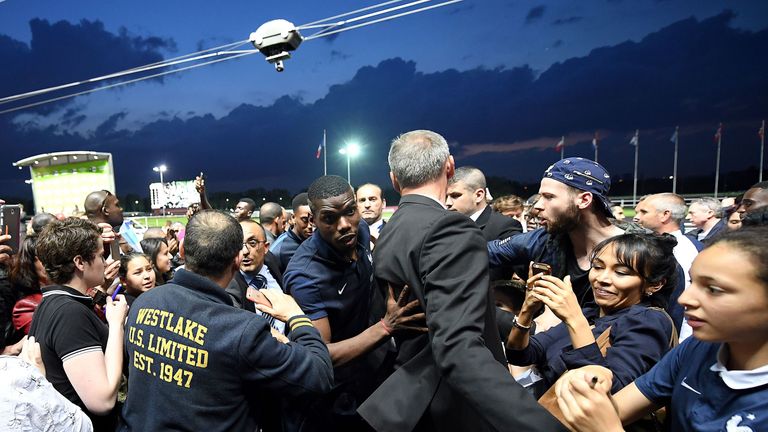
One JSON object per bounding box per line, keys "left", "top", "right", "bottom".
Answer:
{"left": 250, "top": 19, "right": 303, "bottom": 72}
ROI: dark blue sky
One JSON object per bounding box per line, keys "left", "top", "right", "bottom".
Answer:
{"left": 1, "top": 0, "right": 767, "bottom": 199}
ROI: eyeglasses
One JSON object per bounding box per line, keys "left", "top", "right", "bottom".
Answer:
{"left": 99, "top": 190, "right": 113, "bottom": 214}
{"left": 243, "top": 239, "right": 266, "bottom": 249}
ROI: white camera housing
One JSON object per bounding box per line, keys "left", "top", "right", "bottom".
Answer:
{"left": 249, "top": 19, "right": 303, "bottom": 72}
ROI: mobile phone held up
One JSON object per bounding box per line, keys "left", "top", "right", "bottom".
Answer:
{"left": 531, "top": 262, "right": 552, "bottom": 277}
{"left": 0, "top": 204, "right": 21, "bottom": 254}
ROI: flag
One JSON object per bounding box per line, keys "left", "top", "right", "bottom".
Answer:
{"left": 670, "top": 127, "right": 678, "bottom": 143}
{"left": 315, "top": 141, "right": 323, "bottom": 159}
{"left": 714, "top": 123, "right": 722, "bottom": 143}
{"left": 629, "top": 130, "right": 639, "bottom": 146}
{"left": 554, "top": 136, "right": 565, "bottom": 152}
{"left": 592, "top": 131, "right": 599, "bottom": 150}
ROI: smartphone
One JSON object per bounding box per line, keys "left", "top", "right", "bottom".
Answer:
{"left": 110, "top": 237, "right": 122, "bottom": 260}
{"left": 0, "top": 204, "right": 21, "bottom": 254}
{"left": 246, "top": 287, "right": 273, "bottom": 308}
{"left": 531, "top": 262, "right": 552, "bottom": 277}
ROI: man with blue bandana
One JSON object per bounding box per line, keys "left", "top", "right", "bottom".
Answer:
{"left": 488, "top": 158, "right": 639, "bottom": 307}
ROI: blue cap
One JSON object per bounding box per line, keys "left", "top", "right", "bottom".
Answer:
{"left": 543, "top": 157, "right": 613, "bottom": 217}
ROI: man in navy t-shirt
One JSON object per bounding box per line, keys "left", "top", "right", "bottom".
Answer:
{"left": 285, "top": 175, "right": 425, "bottom": 430}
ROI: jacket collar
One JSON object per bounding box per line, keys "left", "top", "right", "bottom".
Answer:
{"left": 398, "top": 193, "right": 446, "bottom": 209}
{"left": 172, "top": 268, "right": 234, "bottom": 306}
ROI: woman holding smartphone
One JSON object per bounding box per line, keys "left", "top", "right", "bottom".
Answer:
{"left": 506, "top": 232, "right": 678, "bottom": 397}
{"left": 554, "top": 227, "right": 768, "bottom": 432}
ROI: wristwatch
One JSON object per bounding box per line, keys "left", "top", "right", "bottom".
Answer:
{"left": 512, "top": 316, "right": 532, "bottom": 332}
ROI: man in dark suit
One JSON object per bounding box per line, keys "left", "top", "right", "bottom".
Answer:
{"left": 447, "top": 166, "right": 522, "bottom": 281}
{"left": 358, "top": 130, "right": 563, "bottom": 432}
{"left": 685, "top": 197, "right": 726, "bottom": 244}
{"left": 225, "top": 220, "right": 285, "bottom": 319}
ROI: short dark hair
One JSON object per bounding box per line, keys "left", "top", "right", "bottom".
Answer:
{"left": 591, "top": 232, "right": 679, "bottom": 310}
{"left": 307, "top": 175, "right": 352, "bottom": 213}
{"left": 183, "top": 210, "right": 243, "bottom": 278}
{"left": 240, "top": 219, "right": 266, "bottom": 237}
{"left": 37, "top": 218, "right": 101, "bottom": 284}
{"left": 259, "top": 202, "right": 283, "bottom": 224}
{"left": 710, "top": 227, "right": 768, "bottom": 289}
{"left": 748, "top": 181, "right": 768, "bottom": 191}
{"left": 239, "top": 198, "right": 256, "bottom": 212}
{"left": 292, "top": 192, "right": 309, "bottom": 211}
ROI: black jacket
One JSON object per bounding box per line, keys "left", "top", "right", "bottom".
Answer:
{"left": 475, "top": 206, "right": 523, "bottom": 281}
{"left": 225, "top": 251, "right": 284, "bottom": 312}
{"left": 358, "top": 194, "right": 564, "bottom": 432}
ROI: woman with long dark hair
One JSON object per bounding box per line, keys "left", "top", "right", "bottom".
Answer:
{"left": 506, "top": 232, "right": 678, "bottom": 397}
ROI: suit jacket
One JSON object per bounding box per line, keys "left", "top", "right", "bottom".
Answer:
{"left": 358, "top": 194, "right": 563, "bottom": 432}
{"left": 475, "top": 206, "right": 523, "bottom": 281}
{"left": 685, "top": 218, "right": 726, "bottom": 245}
{"left": 225, "top": 252, "right": 284, "bottom": 313}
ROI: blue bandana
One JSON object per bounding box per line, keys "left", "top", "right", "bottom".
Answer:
{"left": 543, "top": 157, "right": 613, "bottom": 217}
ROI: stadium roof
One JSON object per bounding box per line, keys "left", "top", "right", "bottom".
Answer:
{"left": 13, "top": 151, "right": 111, "bottom": 168}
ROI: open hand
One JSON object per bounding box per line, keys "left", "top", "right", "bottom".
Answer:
{"left": 530, "top": 275, "right": 583, "bottom": 324}
{"left": 383, "top": 284, "right": 428, "bottom": 335}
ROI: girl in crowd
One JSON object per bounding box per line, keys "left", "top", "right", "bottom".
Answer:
{"left": 139, "top": 237, "right": 172, "bottom": 285}
{"left": 506, "top": 233, "right": 678, "bottom": 398}
{"left": 555, "top": 227, "right": 768, "bottom": 432}
{"left": 116, "top": 253, "right": 155, "bottom": 306}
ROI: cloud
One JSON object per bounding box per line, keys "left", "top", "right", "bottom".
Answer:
{"left": 1, "top": 11, "right": 766, "bottom": 198}
{"left": 330, "top": 49, "right": 351, "bottom": 62}
{"left": 0, "top": 19, "right": 174, "bottom": 114}
{"left": 459, "top": 132, "right": 594, "bottom": 157}
{"left": 552, "top": 39, "right": 564, "bottom": 48}
{"left": 553, "top": 16, "right": 583, "bottom": 25}
{"left": 525, "top": 6, "right": 546, "bottom": 24}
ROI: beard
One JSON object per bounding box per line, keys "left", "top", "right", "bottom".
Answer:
{"left": 546, "top": 202, "right": 581, "bottom": 236}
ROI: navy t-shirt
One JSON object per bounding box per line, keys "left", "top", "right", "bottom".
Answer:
{"left": 635, "top": 338, "right": 768, "bottom": 431}
{"left": 285, "top": 221, "right": 375, "bottom": 343}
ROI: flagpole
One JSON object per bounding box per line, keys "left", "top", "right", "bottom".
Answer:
{"left": 714, "top": 124, "right": 722, "bottom": 199}
{"left": 560, "top": 145, "right": 564, "bottom": 160}
{"left": 633, "top": 130, "right": 639, "bottom": 205}
{"left": 760, "top": 120, "right": 765, "bottom": 183}
{"left": 593, "top": 132, "right": 599, "bottom": 163}
{"left": 323, "top": 129, "right": 327, "bottom": 176}
{"left": 672, "top": 126, "right": 679, "bottom": 194}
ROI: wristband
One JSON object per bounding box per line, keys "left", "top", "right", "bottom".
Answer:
{"left": 512, "top": 316, "right": 531, "bottom": 332}
{"left": 379, "top": 319, "right": 393, "bottom": 335}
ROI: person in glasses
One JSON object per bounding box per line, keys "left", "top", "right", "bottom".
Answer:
{"left": 225, "top": 220, "right": 284, "bottom": 321}
{"left": 84, "top": 190, "right": 124, "bottom": 229}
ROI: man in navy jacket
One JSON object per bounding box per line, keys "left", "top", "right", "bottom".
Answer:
{"left": 120, "top": 210, "right": 332, "bottom": 432}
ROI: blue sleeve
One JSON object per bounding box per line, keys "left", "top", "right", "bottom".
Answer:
{"left": 487, "top": 230, "right": 534, "bottom": 268}
{"left": 237, "top": 314, "right": 333, "bottom": 396}
{"left": 634, "top": 338, "right": 697, "bottom": 405}
{"left": 562, "top": 307, "right": 674, "bottom": 393}
{"left": 505, "top": 322, "right": 567, "bottom": 367}
{"left": 283, "top": 266, "right": 328, "bottom": 321}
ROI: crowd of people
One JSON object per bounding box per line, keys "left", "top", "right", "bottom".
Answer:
{"left": 1, "top": 129, "right": 767, "bottom": 432}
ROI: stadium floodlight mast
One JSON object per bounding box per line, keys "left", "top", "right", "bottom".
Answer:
{"left": 339, "top": 142, "right": 361, "bottom": 184}
{"left": 153, "top": 164, "right": 167, "bottom": 216}
{"left": 0, "top": 0, "right": 463, "bottom": 115}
